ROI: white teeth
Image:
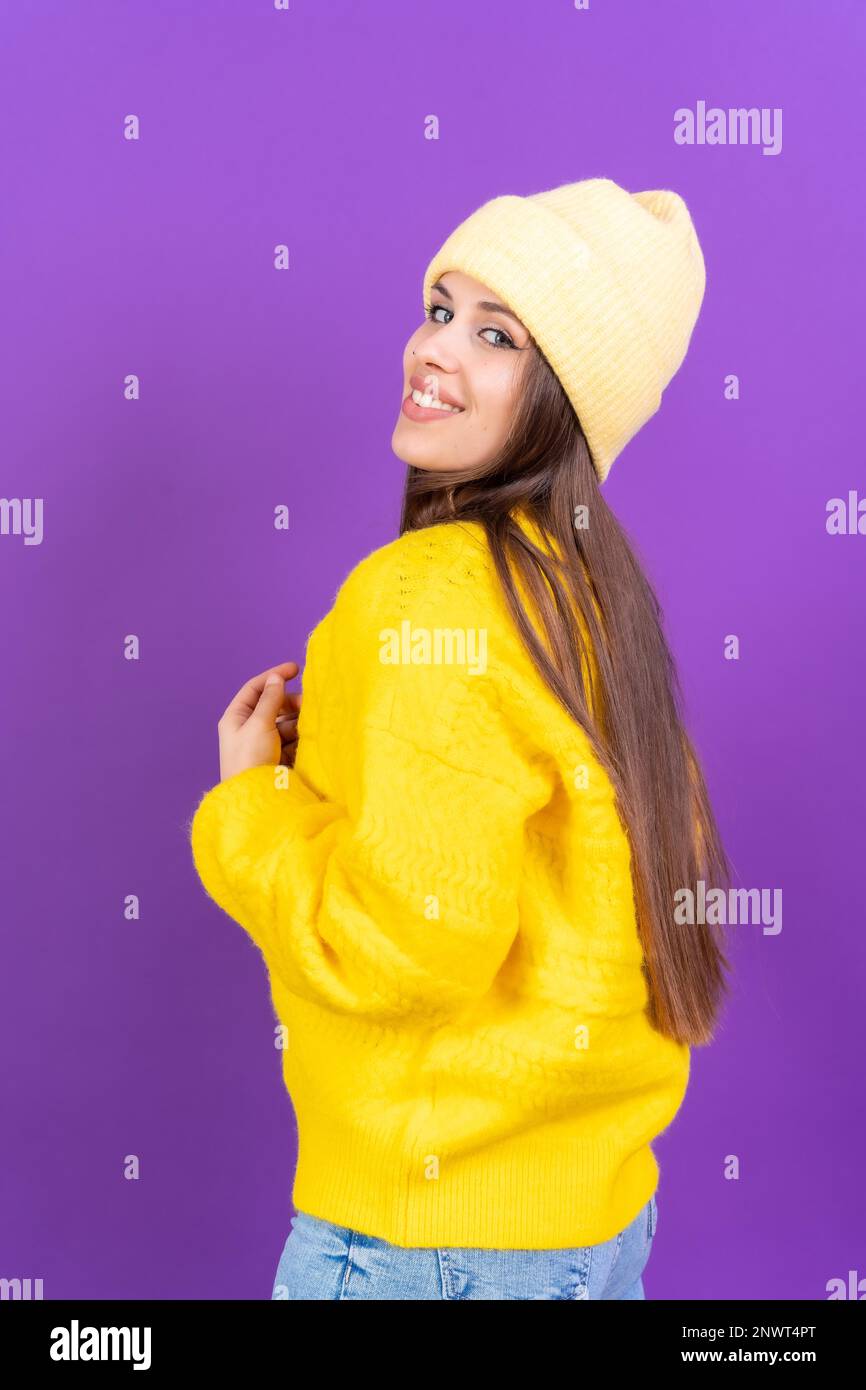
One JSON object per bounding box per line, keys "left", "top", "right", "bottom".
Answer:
{"left": 411, "top": 388, "right": 461, "bottom": 413}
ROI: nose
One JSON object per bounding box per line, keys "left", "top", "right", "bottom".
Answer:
{"left": 418, "top": 342, "right": 458, "bottom": 374}
{"left": 415, "top": 355, "right": 461, "bottom": 407}
{"left": 416, "top": 339, "right": 463, "bottom": 394}
{"left": 417, "top": 316, "right": 462, "bottom": 371}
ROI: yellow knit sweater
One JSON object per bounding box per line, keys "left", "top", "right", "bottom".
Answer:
{"left": 189, "top": 509, "right": 690, "bottom": 1249}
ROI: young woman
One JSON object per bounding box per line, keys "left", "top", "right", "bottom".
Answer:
{"left": 190, "top": 176, "right": 732, "bottom": 1300}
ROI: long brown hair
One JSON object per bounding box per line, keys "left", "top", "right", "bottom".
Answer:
{"left": 398, "top": 340, "right": 732, "bottom": 1046}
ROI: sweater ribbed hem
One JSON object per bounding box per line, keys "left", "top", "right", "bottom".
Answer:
{"left": 288, "top": 1083, "right": 660, "bottom": 1251}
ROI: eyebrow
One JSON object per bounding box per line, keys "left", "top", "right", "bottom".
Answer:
{"left": 430, "top": 279, "right": 525, "bottom": 330}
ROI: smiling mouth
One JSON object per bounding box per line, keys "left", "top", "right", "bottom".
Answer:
{"left": 408, "top": 387, "right": 463, "bottom": 414}
{"left": 402, "top": 389, "right": 465, "bottom": 424}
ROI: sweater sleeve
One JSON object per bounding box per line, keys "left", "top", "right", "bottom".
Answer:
{"left": 189, "top": 546, "right": 556, "bottom": 1021}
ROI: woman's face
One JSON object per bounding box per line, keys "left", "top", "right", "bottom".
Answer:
{"left": 391, "top": 270, "right": 532, "bottom": 473}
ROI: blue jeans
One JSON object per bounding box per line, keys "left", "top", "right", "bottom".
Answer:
{"left": 272, "top": 1193, "right": 658, "bottom": 1300}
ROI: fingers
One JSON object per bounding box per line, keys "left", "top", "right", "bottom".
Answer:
{"left": 275, "top": 688, "right": 302, "bottom": 767}
{"left": 275, "top": 690, "right": 301, "bottom": 730}
{"left": 277, "top": 690, "right": 301, "bottom": 731}
{"left": 277, "top": 691, "right": 302, "bottom": 719}
{"left": 253, "top": 669, "right": 294, "bottom": 724}
{"left": 219, "top": 662, "right": 300, "bottom": 730}
{"left": 276, "top": 690, "right": 301, "bottom": 767}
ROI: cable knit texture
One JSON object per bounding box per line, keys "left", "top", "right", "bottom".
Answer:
{"left": 189, "top": 509, "right": 690, "bottom": 1249}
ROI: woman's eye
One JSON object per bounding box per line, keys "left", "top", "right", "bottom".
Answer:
{"left": 424, "top": 302, "right": 516, "bottom": 350}
{"left": 480, "top": 326, "right": 516, "bottom": 349}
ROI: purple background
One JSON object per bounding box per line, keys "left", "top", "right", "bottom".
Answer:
{"left": 1, "top": 0, "right": 863, "bottom": 1301}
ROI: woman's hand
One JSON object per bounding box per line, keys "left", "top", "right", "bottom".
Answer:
{"left": 217, "top": 661, "right": 303, "bottom": 781}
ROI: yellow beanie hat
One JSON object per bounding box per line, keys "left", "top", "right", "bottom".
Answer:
{"left": 421, "top": 176, "right": 707, "bottom": 484}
